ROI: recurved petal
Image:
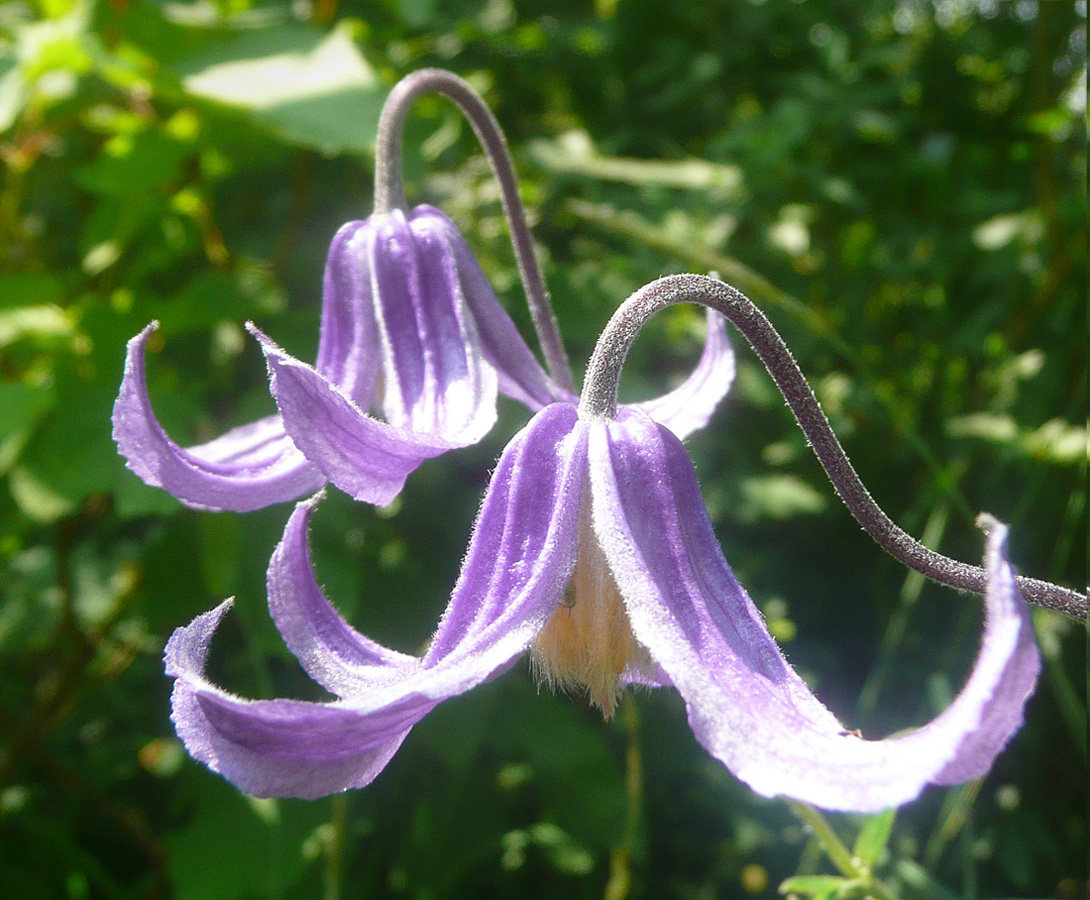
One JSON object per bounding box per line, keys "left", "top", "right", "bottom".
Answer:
{"left": 166, "top": 404, "right": 585, "bottom": 799}
{"left": 369, "top": 208, "right": 498, "bottom": 442}
{"left": 589, "top": 408, "right": 1039, "bottom": 812}
{"left": 166, "top": 601, "right": 411, "bottom": 800}
{"left": 267, "top": 492, "right": 415, "bottom": 698}
{"left": 632, "top": 308, "right": 734, "bottom": 439}
{"left": 253, "top": 326, "right": 465, "bottom": 506}
{"left": 112, "top": 323, "right": 324, "bottom": 512}
{"left": 412, "top": 206, "right": 574, "bottom": 411}
{"left": 929, "top": 516, "right": 1042, "bottom": 786}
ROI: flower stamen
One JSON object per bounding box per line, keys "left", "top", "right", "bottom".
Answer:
{"left": 531, "top": 497, "right": 651, "bottom": 718}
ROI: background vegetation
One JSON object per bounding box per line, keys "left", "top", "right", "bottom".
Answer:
{"left": 0, "top": 0, "right": 1085, "bottom": 898}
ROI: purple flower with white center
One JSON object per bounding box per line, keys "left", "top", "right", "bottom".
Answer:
{"left": 163, "top": 275, "right": 1049, "bottom": 812}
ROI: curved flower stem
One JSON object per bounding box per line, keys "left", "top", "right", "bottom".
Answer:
{"left": 579, "top": 273, "right": 1086, "bottom": 620}
{"left": 373, "top": 68, "right": 575, "bottom": 393}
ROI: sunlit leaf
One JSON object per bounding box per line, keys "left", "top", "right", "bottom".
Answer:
{"left": 737, "top": 473, "right": 827, "bottom": 522}
{"left": 176, "top": 23, "right": 385, "bottom": 154}
{"left": 0, "top": 305, "right": 72, "bottom": 347}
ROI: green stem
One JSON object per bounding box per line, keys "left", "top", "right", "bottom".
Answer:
{"left": 923, "top": 780, "right": 981, "bottom": 871}
{"left": 786, "top": 801, "right": 857, "bottom": 878}
{"left": 857, "top": 500, "right": 951, "bottom": 717}
{"left": 604, "top": 694, "right": 642, "bottom": 900}
{"left": 323, "top": 794, "right": 347, "bottom": 900}
{"left": 786, "top": 801, "right": 901, "bottom": 900}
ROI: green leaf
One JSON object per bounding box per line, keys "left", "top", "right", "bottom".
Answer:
{"left": 852, "top": 807, "right": 895, "bottom": 868}
{"left": 946, "top": 413, "right": 1087, "bottom": 466}
{"left": 176, "top": 23, "right": 385, "bottom": 154}
{"left": 167, "top": 779, "right": 326, "bottom": 900}
{"left": 0, "top": 381, "right": 54, "bottom": 473}
{"left": 0, "top": 273, "right": 66, "bottom": 309}
{"left": 143, "top": 266, "right": 286, "bottom": 335}
{"left": 9, "top": 465, "right": 77, "bottom": 523}
{"left": 11, "top": 380, "right": 123, "bottom": 521}
{"left": 530, "top": 130, "right": 743, "bottom": 199}
{"left": 76, "top": 129, "right": 192, "bottom": 199}
{"left": 737, "top": 473, "right": 827, "bottom": 522}
{"left": 0, "top": 48, "right": 26, "bottom": 134}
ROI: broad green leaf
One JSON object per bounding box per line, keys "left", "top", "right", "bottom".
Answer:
{"left": 176, "top": 23, "right": 384, "bottom": 154}
{"left": 11, "top": 380, "right": 123, "bottom": 521}
{"left": 76, "top": 130, "right": 192, "bottom": 199}
{"left": 141, "top": 266, "right": 286, "bottom": 335}
{"left": 852, "top": 807, "right": 895, "bottom": 867}
{"left": 0, "top": 273, "right": 66, "bottom": 309}
{"left": 167, "top": 779, "right": 326, "bottom": 900}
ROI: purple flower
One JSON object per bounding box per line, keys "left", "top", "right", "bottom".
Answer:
{"left": 112, "top": 205, "right": 573, "bottom": 512}
{"left": 165, "top": 400, "right": 1039, "bottom": 810}
{"left": 251, "top": 285, "right": 733, "bottom": 507}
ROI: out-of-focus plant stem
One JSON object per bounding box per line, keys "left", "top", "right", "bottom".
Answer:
{"left": 604, "top": 694, "right": 642, "bottom": 900}
{"left": 323, "top": 794, "right": 347, "bottom": 900}
{"left": 787, "top": 801, "right": 901, "bottom": 900}
{"left": 923, "top": 780, "right": 982, "bottom": 872}
{"left": 857, "top": 500, "right": 951, "bottom": 717}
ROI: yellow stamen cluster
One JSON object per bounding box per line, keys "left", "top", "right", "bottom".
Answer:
{"left": 530, "top": 502, "right": 650, "bottom": 718}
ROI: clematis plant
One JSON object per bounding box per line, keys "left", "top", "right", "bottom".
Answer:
{"left": 163, "top": 274, "right": 1080, "bottom": 811}
{"left": 253, "top": 72, "right": 734, "bottom": 502}
{"left": 112, "top": 70, "right": 576, "bottom": 512}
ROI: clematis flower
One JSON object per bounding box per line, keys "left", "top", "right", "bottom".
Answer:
{"left": 165, "top": 276, "right": 1039, "bottom": 811}
{"left": 257, "top": 297, "right": 734, "bottom": 505}
{"left": 112, "top": 205, "right": 575, "bottom": 512}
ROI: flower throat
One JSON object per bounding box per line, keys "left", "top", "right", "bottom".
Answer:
{"left": 530, "top": 497, "right": 652, "bottom": 718}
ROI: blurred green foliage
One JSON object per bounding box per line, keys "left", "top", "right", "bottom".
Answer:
{"left": 0, "top": 0, "right": 1085, "bottom": 898}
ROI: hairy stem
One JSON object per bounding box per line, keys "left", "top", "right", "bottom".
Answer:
{"left": 373, "top": 69, "right": 574, "bottom": 392}
{"left": 579, "top": 274, "right": 1086, "bottom": 620}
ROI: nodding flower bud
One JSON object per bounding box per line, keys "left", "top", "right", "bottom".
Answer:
{"left": 249, "top": 204, "right": 574, "bottom": 506}
{"left": 113, "top": 204, "right": 571, "bottom": 512}
{"left": 313, "top": 204, "right": 567, "bottom": 440}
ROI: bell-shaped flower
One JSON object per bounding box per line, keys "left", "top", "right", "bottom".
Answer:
{"left": 165, "top": 396, "right": 1039, "bottom": 809}
{"left": 253, "top": 272, "right": 734, "bottom": 507}
{"left": 112, "top": 205, "right": 576, "bottom": 512}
